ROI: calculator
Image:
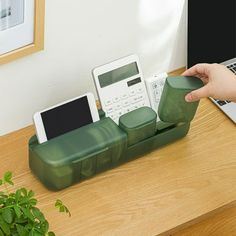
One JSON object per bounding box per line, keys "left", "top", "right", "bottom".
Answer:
{"left": 93, "top": 54, "right": 151, "bottom": 124}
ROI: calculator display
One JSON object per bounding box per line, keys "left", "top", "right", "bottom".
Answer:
{"left": 98, "top": 62, "right": 139, "bottom": 88}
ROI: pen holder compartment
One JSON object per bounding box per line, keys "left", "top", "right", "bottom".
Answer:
{"left": 158, "top": 76, "right": 203, "bottom": 123}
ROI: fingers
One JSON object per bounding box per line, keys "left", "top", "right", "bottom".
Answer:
{"left": 185, "top": 85, "right": 210, "bottom": 102}
{"left": 182, "top": 63, "right": 210, "bottom": 77}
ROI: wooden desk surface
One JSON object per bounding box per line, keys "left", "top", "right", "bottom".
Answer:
{"left": 0, "top": 68, "right": 236, "bottom": 236}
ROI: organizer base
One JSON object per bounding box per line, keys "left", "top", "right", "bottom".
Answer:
{"left": 29, "top": 118, "right": 190, "bottom": 191}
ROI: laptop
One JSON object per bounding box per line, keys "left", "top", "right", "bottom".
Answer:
{"left": 187, "top": 0, "right": 236, "bottom": 124}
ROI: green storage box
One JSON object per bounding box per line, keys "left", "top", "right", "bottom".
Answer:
{"left": 29, "top": 110, "right": 191, "bottom": 190}
{"left": 29, "top": 76, "right": 202, "bottom": 191}
{"left": 158, "top": 76, "right": 203, "bottom": 123}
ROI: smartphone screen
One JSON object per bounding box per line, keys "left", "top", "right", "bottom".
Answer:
{"left": 41, "top": 96, "right": 93, "bottom": 140}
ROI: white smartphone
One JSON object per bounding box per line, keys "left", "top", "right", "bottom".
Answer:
{"left": 33, "top": 92, "right": 100, "bottom": 144}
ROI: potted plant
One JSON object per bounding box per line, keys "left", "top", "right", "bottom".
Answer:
{"left": 0, "top": 171, "right": 70, "bottom": 236}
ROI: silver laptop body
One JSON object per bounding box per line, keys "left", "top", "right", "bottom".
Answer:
{"left": 210, "top": 58, "right": 236, "bottom": 124}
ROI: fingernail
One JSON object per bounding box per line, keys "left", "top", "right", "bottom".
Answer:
{"left": 185, "top": 94, "right": 192, "bottom": 102}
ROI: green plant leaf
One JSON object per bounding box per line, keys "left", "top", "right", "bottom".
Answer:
{"left": 20, "top": 188, "right": 27, "bottom": 197}
{"left": 15, "top": 217, "right": 28, "bottom": 224}
{"left": 55, "top": 199, "right": 71, "bottom": 217}
{"left": 14, "top": 205, "right": 22, "bottom": 218}
{"left": 21, "top": 208, "right": 35, "bottom": 222}
{"left": 0, "top": 196, "right": 6, "bottom": 205}
{"left": 3, "top": 171, "right": 14, "bottom": 186}
{"left": 34, "top": 226, "right": 45, "bottom": 234}
{"left": 29, "top": 229, "right": 43, "bottom": 236}
{"left": 15, "top": 189, "right": 21, "bottom": 203}
{"left": 29, "top": 230, "right": 34, "bottom": 236}
{"left": 16, "top": 224, "right": 29, "bottom": 236}
{"left": 25, "top": 223, "right": 34, "bottom": 231}
{"left": 31, "top": 207, "right": 45, "bottom": 223}
{"left": 27, "top": 190, "right": 35, "bottom": 198}
{"left": 2, "top": 208, "right": 14, "bottom": 224}
{"left": 55, "top": 199, "right": 62, "bottom": 208}
{"left": 0, "top": 229, "right": 4, "bottom": 236}
{"left": 59, "top": 205, "right": 65, "bottom": 213}
{"left": 6, "top": 197, "right": 15, "bottom": 206}
{"left": 0, "top": 180, "right": 2, "bottom": 186}
{"left": 29, "top": 198, "right": 38, "bottom": 206}
{"left": 0, "top": 221, "right": 10, "bottom": 235}
{"left": 31, "top": 231, "right": 42, "bottom": 236}
{"left": 41, "top": 220, "right": 49, "bottom": 234}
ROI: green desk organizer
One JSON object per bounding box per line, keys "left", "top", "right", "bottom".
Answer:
{"left": 29, "top": 76, "right": 203, "bottom": 190}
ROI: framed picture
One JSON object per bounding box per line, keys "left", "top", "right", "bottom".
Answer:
{"left": 0, "top": 0, "right": 45, "bottom": 64}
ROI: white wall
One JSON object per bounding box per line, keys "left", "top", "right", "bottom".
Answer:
{"left": 0, "top": 0, "right": 186, "bottom": 135}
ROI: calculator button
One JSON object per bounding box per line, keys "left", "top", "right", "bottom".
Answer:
{"left": 124, "top": 107, "right": 132, "bottom": 113}
{"left": 137, "top": 94, "right": 144, "bottom": 101}
{"left": 113, "top": 97, "right": 120, "bottom": 103}
{"left": 117, "top": 110, "right": 123, "bottom": 116}
{"left": 106, "top": 107, "right": 114, "bottom": 114}
{"left": 105, "top": 100, "right": 112, "bottom": 106}
{"left": 132, "top": 96, "right": 139, "bottom": 103}
{"left": 138, "top": 101, "right": 146, "bottom": 107}
{"left": 121, "top": 94, "right": 128, "bottom": 100}
{"left": 115, "top": 104, "right": 122, "bottom": 110}
{"left": 122, "top": 100, "right": 129, "bottom": 107}
{"left": 152, "top": 82, "right": 158, "bottom": 89}
{"left": 133, "top": 104, "right": 139, "bottom": 110}
{"left": 129, "top": 90, "right": 136, "bottom": 96}
{"left": 137, "top": 87, "right": 144, "bottom": 93}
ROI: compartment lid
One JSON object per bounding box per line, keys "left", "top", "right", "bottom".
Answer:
{"left": 119, "top": 107, "right": 157, "bottom": 129}
{"left": 167, "top": 76, "right": 203, "bottom": 90}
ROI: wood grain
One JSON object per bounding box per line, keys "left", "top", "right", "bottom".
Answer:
{"left": 0, "top": 68, "right": 236, "bottom": 235}
{"left": 173, "top": 204, "right": 236, "bottom": 236}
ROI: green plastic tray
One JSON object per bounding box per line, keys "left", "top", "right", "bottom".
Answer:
{"left": 29, "top": 76, "right": 201, "bottom": 190}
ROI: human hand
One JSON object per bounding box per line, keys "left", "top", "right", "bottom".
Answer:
{"left": 182, "top": 63, "right": 236, "bottom": 103}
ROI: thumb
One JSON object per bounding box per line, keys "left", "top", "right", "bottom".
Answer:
{"left": 185, "top": 85, "right": 209, "bottom": 102}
